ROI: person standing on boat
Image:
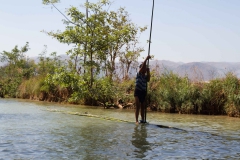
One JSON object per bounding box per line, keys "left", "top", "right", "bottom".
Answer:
{"left": 134, "top": 55, "right": 151, "bottom": 124}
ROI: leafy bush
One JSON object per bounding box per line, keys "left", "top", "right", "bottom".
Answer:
{"left": 18, "top": 76, "right": 45, "bottom": 99}
{"left": 155, "top": 72, "right": 195, "bottom": 113}
{"left": 222, "top": 73, "right": 240, "bottom": 117}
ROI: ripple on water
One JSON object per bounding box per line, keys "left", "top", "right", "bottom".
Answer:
{"left": 1, "top": 99, "right": 240, "bottom": 159}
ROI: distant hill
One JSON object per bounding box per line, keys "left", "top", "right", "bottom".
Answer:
{"left": 1, "top": 54, "right": 240, "bottom": 81}
{"left": 149, "top": 60, "right": 240, "bottom": 81}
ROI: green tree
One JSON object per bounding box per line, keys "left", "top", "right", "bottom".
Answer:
{"left": 37, "top": 45, "right": 62, "bottom": 76}
{"left": 118, "top": 26, "right": 146, "bottom": 80}
{"left": 104, "top": 7, "right": 144, "bottom": 80}
{"left": 0, "top": 42, "right": 30, "bottom": 78}
{"left": 42, "top": 0, "right": 146, "bottom": 83}
{"left": 0, "top": 42, "right": 34, "bottom": 97}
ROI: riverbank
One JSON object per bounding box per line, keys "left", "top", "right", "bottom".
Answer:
{"left": 1, "top": 71, "right": 240, "bottom": 118}
{"left": 0, "top": 97, "right": 234, "bottom": 119}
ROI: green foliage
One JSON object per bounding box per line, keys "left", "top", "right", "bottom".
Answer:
{"left": 39, "top": 67, "right": 79, "bottom": 102}
{"left": 1, "top": 78, "right": 21, "bottom": 98}
{"left": 147, "top": 69, "right": 163, "bottom": 110}
{"left": 1, "top": 0, "right": 239, "bottom": 119}
{"left": 0, "top": 42, "right": 35, "bottom": 97}
{"left": 222, "top": 73, "right": 240, "bottom": 117}
{"left": 199, "top": 79, "right": 225, "bottom": 115}
{"left": 146, "top": 70, "right": 239, "bottom": 117}
{"left": 92, "top": 77, "right": 117, "bottom": 104}
{"left": 38, "top": 67, "right": 119, "bottom": 105}
{"left": 17, "top": 76, "right": 44, "bottom": 99}
{"left": 43, "top": 0, "right": 146, "bottom": 82}
{"left": 155, "top": 72, "right": 196, "bottom": 113}
{"left": 42, "top": 0, "right": 60, "bottom": 5}
{"left": 37, "top": 46, "right": 62, "bottom": 76}
{"left": 115, "top": 79, "right": 135, "bottom": 103}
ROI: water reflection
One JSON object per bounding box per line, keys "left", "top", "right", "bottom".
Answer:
{"left": 131, "top": 124, "right": 150, "bottom": 159}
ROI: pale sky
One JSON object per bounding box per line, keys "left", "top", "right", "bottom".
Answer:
{"left": 0, "top": 0, "right": 240, "bottom": 63}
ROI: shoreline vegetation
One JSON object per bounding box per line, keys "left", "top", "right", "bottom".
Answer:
{"left": 1, "top": 51, "right": 240, "bottom": 118}
{"left": 0, "top": 0, "right": 239, "bottom": 118}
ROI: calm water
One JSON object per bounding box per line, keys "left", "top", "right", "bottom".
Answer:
{"left": 0, "top": 99, "right": 240, "bottom": 159}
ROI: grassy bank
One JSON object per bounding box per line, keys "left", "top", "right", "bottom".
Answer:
{"left": 1, "top": 70, "right": 237, "bottom": 118}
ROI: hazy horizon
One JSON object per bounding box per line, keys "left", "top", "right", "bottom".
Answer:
{"left": 1, "top": 0, "right": 240, "bottom": 63}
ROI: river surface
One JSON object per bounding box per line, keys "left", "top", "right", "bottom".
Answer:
{"left": 0, "top": 99, "right": 240, "bottom": 159}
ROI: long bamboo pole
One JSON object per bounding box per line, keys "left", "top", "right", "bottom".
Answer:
{"left": 144, "top": 0, "right": 154, "bottom": 123}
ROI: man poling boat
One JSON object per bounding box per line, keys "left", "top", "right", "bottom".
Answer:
{"left": 134, "top": 55, "right": 151, "bottom": 124}
{"left": 135, "top": 0, "right": 155, "bottom": 124}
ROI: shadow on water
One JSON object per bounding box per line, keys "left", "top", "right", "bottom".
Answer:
{"left": 153, "top": 123, "right": 187, "bottom": 132}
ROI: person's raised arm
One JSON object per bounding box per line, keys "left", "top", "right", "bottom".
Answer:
{"left": 139, "top": 55, "right": 151, "bottom": 74}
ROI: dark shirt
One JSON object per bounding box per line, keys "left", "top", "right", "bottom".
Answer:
{"left": 135, "top": 72, "right": 147, "bottom": 91}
